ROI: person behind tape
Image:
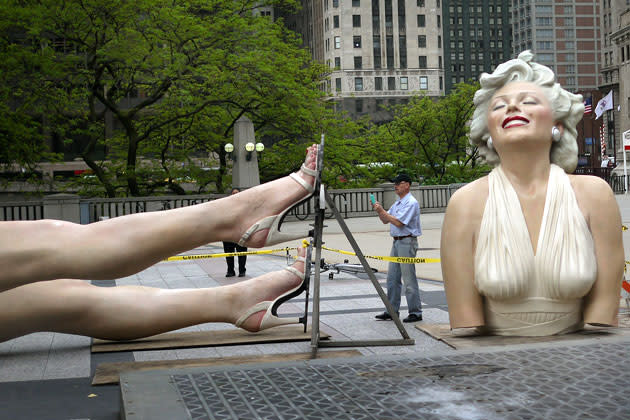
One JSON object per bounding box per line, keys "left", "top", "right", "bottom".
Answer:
{"left": 372, "top": 173, "right": 423, "bottom": 323}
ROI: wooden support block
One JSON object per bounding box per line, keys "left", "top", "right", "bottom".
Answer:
{"left": 92, "top": 325, "right": 328, "bottom": 353}
{"left": 416, "top": 323, "right": 629, "bottom": 350}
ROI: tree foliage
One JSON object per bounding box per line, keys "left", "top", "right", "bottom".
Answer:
{"left": 1, "top": 0, "right": 330, "bottom": 196}
{"left": 353, "top": 82, "right": 489, "bottom": 186}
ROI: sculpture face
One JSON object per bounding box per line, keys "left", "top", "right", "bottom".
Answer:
{"left": 486, "top": 81, "right": 557, "bottom": 153}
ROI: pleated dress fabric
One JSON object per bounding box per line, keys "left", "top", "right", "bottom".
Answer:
{"left": 474, "top": 164, "right": 597, "bottom": 336}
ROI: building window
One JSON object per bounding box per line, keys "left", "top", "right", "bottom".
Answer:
{"left": 334, "top": 15, "right": 339, "bottom": 28}
{"left": 438, "top": 55, "right": 442, "bottom": 68}
{"left": 354, "top": 56, "right": 363, "bottom": 69}
{"left": 418, "top": 55, "right": 427, "bottom": 68}
{"left": 417, "top": 14, "right": 425, "bottom": 27}
{"left": 399, "top": 35, "right": 407, "bottom": 68}
{"left": 353, "top": 15, "right": 361, "bottom": 27}
{"left": 375, "top": 77, "right": 383, "bottom": 90}
{"left": 417, "top": 0, "right": 424, "bottom": 6}
{"left": 420, "top": 76, "right": 428, "bottom": 89}
{"left": 353, "top": 0, "right": 361, "bottom": 6}
{"left": 388, "top": 76, "right": 396, "bottom": 90}
{"left": 438, "top": 35, "right": 441, "bottom": 48}
{"left": 333, "top": 0, "right": 338, "bottom": 7}
{"left": 356, "top": 99, "right": 363, "bottom": 113}
{"left": 334, "top": 56, "right": 341, "bottom": 68}
{"left": 437, "top": 15, "right": 441, "bottom": 27}
{"left": 355, "top": 77, "right": 363, "bottom": 91}
{"left": 373, "top": 35, "right": 382, "bottom": 68}
{"left": 335, "top": 78, "right": 341, "bottom": 92}
{"left": 439, "top": 76, "right": 442, "bottom": 90}
{"left": 353, "top": 36, "right": 362, "bottom": 48}
{"left": 400, "top": 77, "right": 408, "bottom": 90}
{"left": 334, "top": 36, "right": 341, "bottom": 49}
{"left": 418, "top": 35, "right": 426, "bottom": 48}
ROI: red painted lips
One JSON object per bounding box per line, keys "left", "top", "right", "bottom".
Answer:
{"left": 502, "top": 116, "right": 529, "bottom": 128}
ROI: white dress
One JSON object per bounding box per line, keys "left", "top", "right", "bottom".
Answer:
{"left": 473, "top": 164, "right": 597, "bottom": 336}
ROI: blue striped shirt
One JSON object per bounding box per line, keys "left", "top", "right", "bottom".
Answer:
{"left": 387, "top": 192, "right": 422, "bottom": 237}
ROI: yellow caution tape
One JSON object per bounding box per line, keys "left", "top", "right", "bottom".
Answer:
{"left": 320, "top": 245, "right": 440, "bottom": 264}
{"left": 164, "top": 247, "right": 297, "bottom": 262}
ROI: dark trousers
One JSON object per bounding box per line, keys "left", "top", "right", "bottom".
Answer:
{"left": 223, "top": 242, "right": 247, "bottom": 274}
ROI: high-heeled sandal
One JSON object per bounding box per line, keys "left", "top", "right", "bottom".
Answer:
{"left": 237, "top": 143, "right": 323, "bottom": 247}
{"left": 235, "top": 245, "right": 312, "bottom": 331}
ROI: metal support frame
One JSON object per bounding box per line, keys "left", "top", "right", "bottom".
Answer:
{"left": 310, "top": 187, "right": 415, "bottom": 350}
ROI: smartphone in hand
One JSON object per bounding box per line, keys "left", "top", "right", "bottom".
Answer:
{"left": 370, "top": 194, "right": 376, "bottom": 205}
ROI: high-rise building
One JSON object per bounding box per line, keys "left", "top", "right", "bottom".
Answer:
{"left": 442, "top": 1, "right": 512, "bottom": 93}
{"left": 512, "top": 0, "right": 600, "bottom": 93}
{"left": 284, "top": 0, "right": 445, "bottom": 121}
{"left": 601, "top": 1, "right": 630, "bottom": 166}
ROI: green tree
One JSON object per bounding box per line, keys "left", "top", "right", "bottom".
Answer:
{"left": 360, "top": 82, "right": 488, "bottom": 185}
{"left": 1, "top": 0, "right": 328, "bottom": 196}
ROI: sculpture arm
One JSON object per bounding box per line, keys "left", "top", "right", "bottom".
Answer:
{"left": 577, "top": 176, "right": 623, "bottom": 326}
{"left": 441, "top": 184, "right": 485, "bottom": 329}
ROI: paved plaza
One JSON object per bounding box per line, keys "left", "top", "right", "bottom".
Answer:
{"left": 1, "top": 197, "right": 630, "bottom": 419}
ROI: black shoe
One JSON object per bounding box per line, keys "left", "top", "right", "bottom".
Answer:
{"left": 375, "top": 312, "right": 399, "bottom": 321}
{"left": 225, "top": 271, "right": 236, "bottom": 278}
{"left": 238, "top": 271, "right": 246, "bottom": 277}
{"left": 403, "top": 314, "right": 422, "bottom": 323}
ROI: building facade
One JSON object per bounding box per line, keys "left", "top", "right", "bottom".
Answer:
{"left": 442, "top": 0, "right": 512, "bottom": 93}
{"left": 601, "top": 1, "right": 630, "bottom": 167}
{"left": 512, "top": 0, "right": 600, "bottom": 93}
{"left": 285, "top": 0, "right": 445, "bottom": 121}
{"left": 611, "top": 9, "right": 630, "bottom": 156}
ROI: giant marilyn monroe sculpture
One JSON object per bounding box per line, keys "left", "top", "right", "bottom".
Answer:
{"left": 441, "top": 51, "right": 623, "bottom": 336}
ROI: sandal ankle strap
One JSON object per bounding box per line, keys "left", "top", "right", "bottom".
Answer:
{"left": 299, "top": 163, "right": 318, "bottom": 177}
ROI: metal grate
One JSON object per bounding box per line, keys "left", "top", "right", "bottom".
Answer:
{"left": 170, "top": 341, "right": 630, "bottom": 420}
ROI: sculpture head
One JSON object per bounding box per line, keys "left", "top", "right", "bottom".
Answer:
{"left": 469, "top": 51, "right": 584, "bottom": 173}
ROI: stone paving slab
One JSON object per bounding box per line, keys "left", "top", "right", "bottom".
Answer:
{"left": 120, "top": 336, "right": 630, "bottom": 420}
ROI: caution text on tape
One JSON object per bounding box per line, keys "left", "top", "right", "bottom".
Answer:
{"left": 164, "top": 247, "right": 296, "bottom": 262}
{"left": 320, "top": 245, "right": 440, "bottom": 264}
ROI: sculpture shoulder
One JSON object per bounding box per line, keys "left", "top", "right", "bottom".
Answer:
{"left": 567, "top": 174, "right": 616, "bottom": 219}
{"left": 444, "top": 176, "right": 488, "bottom": 230}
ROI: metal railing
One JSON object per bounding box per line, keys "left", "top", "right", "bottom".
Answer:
{"left": 0, "top": 201, "right": 44, "bottom": 221}
{"left": 610, "top": 174, "right": 630, "bottom": 194}
{"left": 82, "top": 194, "right": 224, "bottom": 223}
{"left": 0, "top": 184, "right": 471, "bottom": 223}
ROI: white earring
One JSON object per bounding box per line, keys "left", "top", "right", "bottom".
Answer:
{"left": 487, "top": 137, "right": 494, "bottom": 150}
{"left": 551, "top": 126, "right": 561, "bottom": 142}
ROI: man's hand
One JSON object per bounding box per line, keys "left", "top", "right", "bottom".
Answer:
{"left": 373, "top": 201, "right": 390, "bottom": 224}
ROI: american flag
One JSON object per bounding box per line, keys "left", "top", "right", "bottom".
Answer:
{"left": 584, "top": 97, "right": 592, "bottom": 115}
{"left": 600, "top": 123, "right": 606, "bottom": 158}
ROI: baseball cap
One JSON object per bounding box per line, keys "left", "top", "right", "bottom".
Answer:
{"left": 392, "top": 173, "right": 412, "bottom": 184}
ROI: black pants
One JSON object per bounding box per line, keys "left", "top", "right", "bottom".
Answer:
{"left": 222, "top": 242, "right": 247, "bottom": 274}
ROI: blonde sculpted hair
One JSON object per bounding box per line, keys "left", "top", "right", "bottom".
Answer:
{"left": 469, "top": 51, "right": 584, "bottom": 173}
